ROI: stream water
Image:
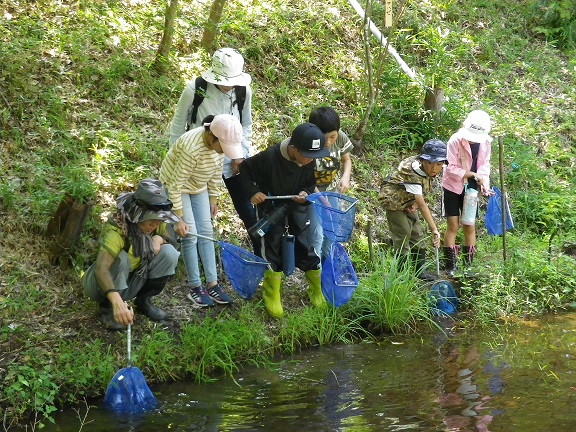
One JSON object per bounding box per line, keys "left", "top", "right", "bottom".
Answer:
{"left": 41, "top": 312, "right": 576, "bottom": 431}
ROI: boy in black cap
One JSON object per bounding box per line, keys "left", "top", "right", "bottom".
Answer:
{"left": 83, "top": 179, "right": 180, "bottom": 331}
{"left": 378, "top": 140, "right": 447, "bottom": 281}
{"left": 239, "top": 123, "right": 330, "bottom": 318}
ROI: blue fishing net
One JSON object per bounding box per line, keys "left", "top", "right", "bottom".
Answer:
{"left": 321, "top": 242, "right": 359, "bottom": 307}
{"left": 484, "top": 186, "right": 514, "bottom": 236}
{"left": 428, "top": 281, "right": 458, "bottom": 316}
{"left": 220, "top": 242, "right": 269, "bottom": 300}
{"left": 307, "top": 192, "right": 358, "bottom": 242}
{"left": 104, "top": 366, "right": 157, "bottom": 413}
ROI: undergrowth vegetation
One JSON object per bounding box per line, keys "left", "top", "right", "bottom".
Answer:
{"left": 1, "top": 0, "right": 576, "bottom": 427}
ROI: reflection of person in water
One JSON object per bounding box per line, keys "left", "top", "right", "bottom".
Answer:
{"left": 435, "top": 339, "right": 507, "bottom": 431}
{"left": 321, "top": 363, "right": 359, "bottom": 428}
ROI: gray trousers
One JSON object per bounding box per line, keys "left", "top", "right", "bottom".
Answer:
{"left": 386, "top": 210, "right": 426, "bottom": 255}
{"left": 82, "top": 244, "right": 180, "bottom": 302}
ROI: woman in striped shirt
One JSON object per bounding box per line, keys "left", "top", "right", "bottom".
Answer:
{"left": 160, "top": 114, "right": 242, "bottom": 307}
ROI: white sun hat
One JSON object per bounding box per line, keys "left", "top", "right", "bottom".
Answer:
{"left": 461, "top": 110, "right": 492, "bottom": 143}
{"left": 201, "top": 48, "right": 252, "bottom": 87}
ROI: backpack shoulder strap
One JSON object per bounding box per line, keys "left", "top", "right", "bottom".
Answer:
{"left": 233, "top": 85, "right": 246, "bottom": 124}
{"left": 190, "top": 76, "right": 208, "bottom": 125}
{"left": 123, "top": 237, "right": 131, "bottom": 252}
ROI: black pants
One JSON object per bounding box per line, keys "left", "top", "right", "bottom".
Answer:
{"left": 259, "top": 206, "right": 319, "bottom": 273}
{"left": 223, "top": 174, "right": 260, "bottom": 253}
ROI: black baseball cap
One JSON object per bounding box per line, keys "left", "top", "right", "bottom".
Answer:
{"left": 289, "top": 123, "right": 330, "bottom": 158}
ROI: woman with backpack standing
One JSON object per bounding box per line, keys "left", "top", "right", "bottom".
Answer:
{"left": 168, "top": 48, "right": 259, "bottom": 253}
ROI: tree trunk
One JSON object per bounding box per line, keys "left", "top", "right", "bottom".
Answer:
{"left": 424, "top": 86, "right": 444, "bottom": 127}
{"left": 424, "top": 86, "right": 444, "bottom": 113}
{"left": 349, "top": 0, "right": 410, "bottom": 149}
{"left": 47, "top": 194, "right": 93, "bottom": 266}
{"left": 153, "top": 0, "right": 179, "bottom": 74}
{"left": 200, "top": 0, "right": 228, "bottom": 52}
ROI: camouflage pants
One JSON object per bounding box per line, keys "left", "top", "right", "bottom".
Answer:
{"left": 386, "top": 210, "right": 426, "bottom": 255}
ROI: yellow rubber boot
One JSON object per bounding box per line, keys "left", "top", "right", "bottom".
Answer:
{"left": 305, "top": 269, "right": 326, "bottom": 308}
{"left": 262, "top": 270, "right": 283, "bottom": 318}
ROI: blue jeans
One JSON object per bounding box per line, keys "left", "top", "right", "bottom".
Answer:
{"left": 181, "top": 190, "right": 218, "bottom": 287}
{"left": 307, "top": 205, "right": 330, "bottom": 260}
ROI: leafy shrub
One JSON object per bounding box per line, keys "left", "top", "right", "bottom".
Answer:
{"left": 342, "top": 250, "right": 435, "bottom": 335}
{"left": 3, "top": 363, "right": 59, "bottom": 426}
{"left": 529, "top": 0, "right": 576, "bottom": 49}
{"left": 471, "top": 234, "right": 576, "bottom": 323}
{"left": 505, "top": 139, "right": 576, "bottom": 253}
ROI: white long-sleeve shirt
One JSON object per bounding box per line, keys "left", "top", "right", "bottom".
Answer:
{"left": 168, "top": 81, "right": 253, "bottom": 178}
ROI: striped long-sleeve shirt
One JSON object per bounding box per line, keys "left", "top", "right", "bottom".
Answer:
{"left": 160, "top": 126, "right": 223, "bottom": 215}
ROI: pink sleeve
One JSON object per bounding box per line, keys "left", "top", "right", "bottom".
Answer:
{"left": 443, "top": 136, "right": 466, "bottom": 185}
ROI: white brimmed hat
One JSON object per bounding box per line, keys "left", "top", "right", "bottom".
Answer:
{"left": 209, "top": 114, "right": 243, "bottom": 159}
{"left": 201, "top": 48, "right": 252, "bottom": 87}
{"left": 461, "top": 110, "right": 491, "bottom": 143}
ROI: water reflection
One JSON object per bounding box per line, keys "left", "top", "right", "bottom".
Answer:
{"left": 42, "top": 312, "right": 576, "bottom": 431}
{"left": 434, "top": 322, "right": 508, "bottom": 431}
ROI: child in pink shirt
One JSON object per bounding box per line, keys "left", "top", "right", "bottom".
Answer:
{"left": 442, "top": 110, "right": 494, "bottom": 277}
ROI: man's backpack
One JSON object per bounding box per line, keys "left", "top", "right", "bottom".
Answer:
{"left": 188, "top": 76, "right": 246, "bottom": 129}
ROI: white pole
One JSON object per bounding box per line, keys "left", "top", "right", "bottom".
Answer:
{"left": 347, "top": 0, "right": 419, "bottom": 82}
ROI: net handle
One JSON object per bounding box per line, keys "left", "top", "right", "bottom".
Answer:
{"left": 264, "top": 195, "right": 297, "bottom": 200}
{"left": 309, "top": 192, "right": 358, "bottom": 211}
{"left": 186, "top": 232, "right": 218, "bottom": 242}
{"left": 188, "top": 233, "right": 270, "bottom": 264}
{"left": 127, "top": 323, "right": 132, "bottom": 368}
